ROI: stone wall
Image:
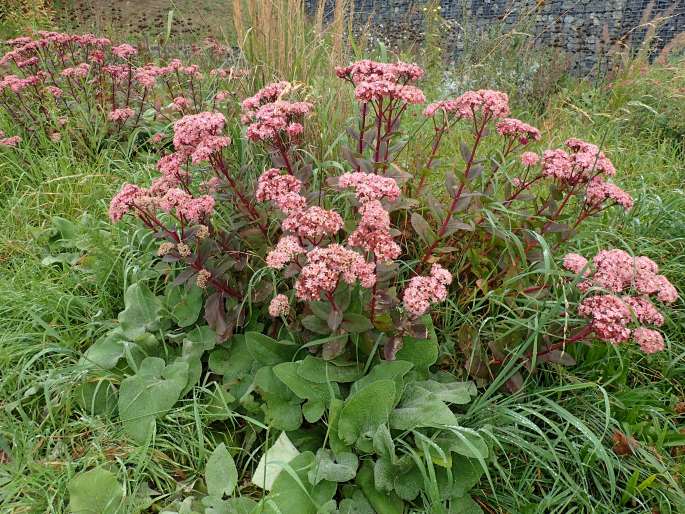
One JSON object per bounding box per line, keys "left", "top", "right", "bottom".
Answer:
{"left": 312, "top": 0, "right": 685, "bottom": 72}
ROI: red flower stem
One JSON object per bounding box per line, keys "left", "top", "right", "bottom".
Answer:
{"left": 275, "top": 136, "right": 294, "bottom": 175}
{"left": 416, "top": 120, "right": 446, "bottom": 195}
{"left": 212, "top": 155, "right": 269, "bottom": 237}
{"left": 369, "top": 255, "right": 378, "bottom": 323}
{"left": 357, "top": 102, "right": 367, "bottom": 171}
{"left": 420, "top": 113, "right": 489, "bottom": 265}
{"left": 372, "top": 98, "right": 384, "bottom": 171}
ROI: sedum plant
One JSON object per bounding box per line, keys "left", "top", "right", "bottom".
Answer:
{"left": 0, "top": 31, "right": 247, "bottom": 148}
{"left": 70, "top": 59, "right": 679, "bottom": 513}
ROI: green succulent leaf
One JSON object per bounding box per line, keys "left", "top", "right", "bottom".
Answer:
{"left": 68, "top": 467, "right": 124, "bottom": 514}
{"left": 339, "top": 379, "right": 396, "bottom": 445}
{"left": 118, "top": 357, "right": 188, "bottom": 442}
{"left": 166, "top": 284, "right": 203, "bottom": 328}
{"left": 118, "top": 282, "right": 162, "bottom": 339}
{"left": 205, "top": 443, "right": 238, "bottom": 498}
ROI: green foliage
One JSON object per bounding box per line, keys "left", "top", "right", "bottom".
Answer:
{"left": 67, "top": 468, "right": 124, "bottom": 514}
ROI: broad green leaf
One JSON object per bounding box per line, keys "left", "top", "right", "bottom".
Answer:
{"left": 118, "top": 357, "right": 188, "bottom": 442}
{"left": 390, "top": 383, "right": 458, "bottom": 430}
{"left": 202, "top": 496, "right": 257, "bottom": 514}
{"left": 396, "top": 315, "right": 438, "bottom": 378}
{"left": 341, "top": 313, "right": 373, "bottom": 333}
{"left": 259, "top": 452, "right": 336, "bottom": 514}
{"left": 254, "top": 366, "right": 302, "bottom": 431}
{"left": 338, "top": 490, "right": 375, "bottom": 514}
{"left": 273, "top": 361, "right": 339, "bottom": 402}
{"left": 166, "top": 285, "right": 203, "bottom": 328}
{"left": 436, "top": 455, "right": 484, "bottom": 500}
{"left": 412, "top": 380, "right": 476, "bottom": 404}
{"left": 205, "top": 443, "right": 238, "bottom": 498}
{"left": 308, "top": 449, "right": 358, "bottom": 484}
{"left": 448, "top": 494, "right": 483, "bottom": 514}
{"left": 327, "top": 398, "right": 349, "bottom": 455}
{"left": 245, "top": 331, "right": 297, "bottom": 365}
{"left": 118, "top": 282, "right": 162, "bottom": 339}
{"left": 252, "top": 432, "right": 300, "bottom": 490}
{"left": 68, "top": 467, "right": 123, "bottom": 514}
{"left": 356, "top": 461, "right": 404, "bottom": 514}
{"left": 298, "top": 356, "right": 363, "bottom": 383}
{"left": 301, "top": 315, "right": 331, "bottom": 335}
{"left": 339, "top": 380, "right": 396, "bottom": 445}
{"left": 209, "top": 335, "right": 256, "bottom": 383}
{"left": 75, "top": 379, "right": 117, "bottom": 416}
{"left": 302, "top": 399, "right": 326, "bottom": 422}
{"left": 350, "top": 360, "right": 413, "bottom": 402}
{"left": 80, "top": 329, "right": 131, "bottom": 369}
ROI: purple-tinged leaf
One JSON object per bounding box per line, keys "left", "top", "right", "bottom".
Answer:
{"left": 410, "top": 213, "right": 437, "bottom": 244}
{"left": 327, "top": 308, "right": 343, "bottom": 331}
{"left": 537, "top": 350, "right": 576, "bottom": 366}
{"left": 460, "top": 141, "right": 472, "bottom": 162}
{"left": 173, "top": 267, "right": 196, "bottom": 286}
{"left": 383, "top": 336, "right": 404, "bottom": 361}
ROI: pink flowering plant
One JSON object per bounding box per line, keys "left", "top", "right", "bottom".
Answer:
{"left": 73, "top": 58, "right": 680, "bottom": 511}
{"left": 0, "top": 32, "right": 248, "bottom": 148}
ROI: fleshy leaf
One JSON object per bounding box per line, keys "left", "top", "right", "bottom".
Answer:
{"left": 205, "top": 443, "right": 238, "bottom": 498}
{"left": 67, "top": 468, "right": 123, "bottom": 514}
{"left": 118, "top": 357, "right": 188, "bottom": 442}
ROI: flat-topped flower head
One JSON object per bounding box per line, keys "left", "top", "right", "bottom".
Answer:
{"left": 425, "top": 89, "right": 510, "bottom": 120}
{"left": 354, "top": 80, "right": 425, "bottom": 104}
{"left": 402, "top": 263, "right": 453, "bottom": 317}
{"left": 585, "top": 178, "right": 633, "bottom": 210}
{"left": 335, "top": 60, "right": 424, "bottom": 85}
{"left": 521, "top": 151, "right": 540, "bottom": 167}
{"left": 269, "top": 294, "right": 290, "bottom": 317}
{"left": 244, "top": 100, "right": 313, "bottom": 143}
{"left": 112, "top": 43, "right": 138, "bottom": 59}
{"left": 338, "top": 172, "right": 401, "bottom": 203}
{"left": 109, "top": 107, "right": 134, "bottom": 122}
{"left": 172, "top": 112, "right": 230, "bottom": 162}
{"left": 109, "top": 183, "right": 144, "bottom": 222}
{"left": 633, "top": 327, "right": 665, "bottom": 354}
{"left": 496, "top": 118, "right": 541, "bottom": 145}
{"left": 562, "top": 253, "right": 589, "bottom": 275}
{"left": 266, "top": 235, "right": 305, "bottom": 269}
{"left": 348, "top": 200, "right": 401, "bottom": 261}
{"left": 295, "top": 244, "right": 376, "bottom": 301}
{"left": 282, "top": 206, "right": 343, "bottom": 240}
{"left": 242, "top": 81, "right": 292, "bottom": 113}
{"left": 255, "top": 168, "right": 302, "bottom": 203}
{"left": 578, "top": 294, "right": 632, "bottom": 344}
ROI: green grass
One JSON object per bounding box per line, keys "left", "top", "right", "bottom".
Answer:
{"left": 1, "top": 42, "right": 684, "bottom": 514}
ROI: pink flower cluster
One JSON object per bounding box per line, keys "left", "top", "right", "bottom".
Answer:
{"left": 0, "top": 73, "right": 45, "bottom": 93}
{"left": 402, "top": 264, "right": 453, "bottom": 317}
{"left": 0, "top": 133, "right": 21, "bottom": 147}
{"left": 243, "top": 98, "right": 313, "bottom": 143}
{"left": 585, "top": 178, "right": 634, "bottom": 210}
{"left": 424, "top": 90, "right": 510, "bottom": 119}
{"left": 295, "top": 244, "right": 376, "bottom": 301}
{"left": 255, "top": 168, "right": 305, "bottom": 213}
{"left": 269, "top": 294, "right": 290, "bottom": 317}
{"left": 282, "top": 206, "right": 344, "bottom": 240}
{"left": 338, "top": 172, "right": 401, "bottom": 203}
{"left": 496, "top": 118, "right": 541, "bottom": 145}
{"left": 335, "top": 60, "right": 424, "bottom": 85}
{"left": 172, "top": 112, "right": 231, "bottom": 163}
{"left": 111, "top": 43, "right": 138, "bottom": 59}
{"left": 335, "top": 60, "right": 425, "bottom": 106}
{"left": 354, "top": 80, "right": 425, "bottom": 104}
{"left": 109, "top": 107, "right": 134, "bottom": 122}
{"left": 521, "top": 151, "right": 540, "bottom": 167}
{"left": 0, "top": 32, "right": 110, "bottom": 67}
{"left": 564, "top": 249, "right": 677, "bottom": 352}
{"left": 266, "top": 235, "right": 305, "bottom": 269}
{"left": 61, "top": 63, "right": 90, "bottom": 78}
{"left": 542, "top": 138, "right": 616, "bottom": 184}
{"left": 348, "top": 200, "right": 401, "bottom": 261}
